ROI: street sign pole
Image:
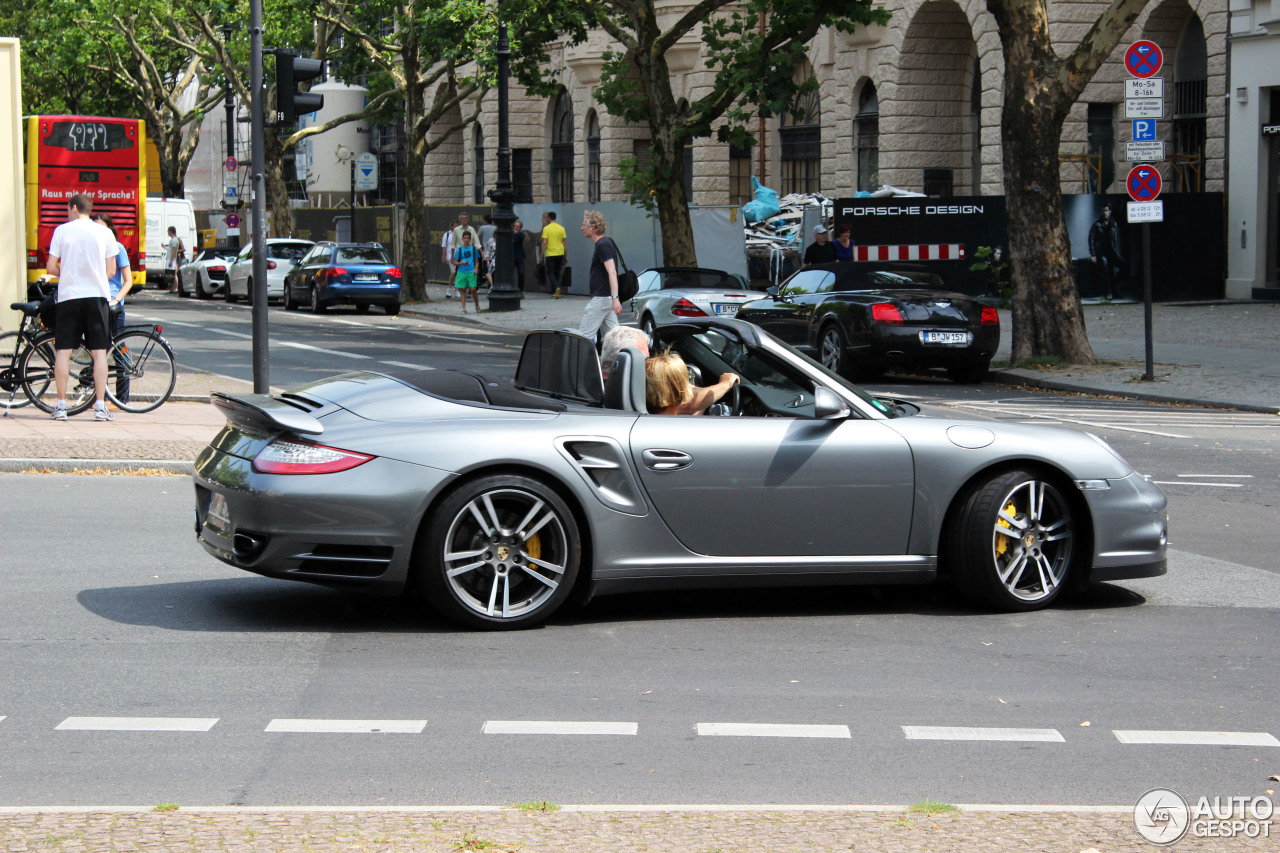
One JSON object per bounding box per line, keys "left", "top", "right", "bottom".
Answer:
{"left": 249, "top": 0, "right": 269, "bottom": 394}
{"left": 350, "top": 158, "right": 356, "bottom": 245}
{"left": 1143, "top": 224, "right": 1153, "bottom": 380}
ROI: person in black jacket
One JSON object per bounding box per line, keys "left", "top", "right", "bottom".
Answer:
{"left": 803, "top": 224, "right": 838, "bottom": 266}
{"left": 512, "top": 219, "right": 527, "bottom": 292}
{"left": 1088, "top": 204, "right": 1125, "bottom": 300}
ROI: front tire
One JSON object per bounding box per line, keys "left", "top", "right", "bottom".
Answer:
{"left": 416, "top": 475, "right": 581, "bottom": 630}
{"left": 819, "top": 323, "right": 849, "bottom": 376}
{"left": 945, "top": 469, "right": 1078, "bottom": 611}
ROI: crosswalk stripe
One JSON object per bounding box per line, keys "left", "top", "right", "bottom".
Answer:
{"left": 697, "top": 723, "right": 851, "bottom": 739}
{"left": 1113, "top": 730, "right": 1280, "bottom": 746}
{"left": 902, "top": 726, "right": 1065, "bottom": 742}
{"left": 483, "top": 721, "right": 638, "bottom": 736}
{"left": 56, "top": 717, "right": 218, "bottom": 732}
{"left": 265, "top": 719, "right": 427, "bottom": 733}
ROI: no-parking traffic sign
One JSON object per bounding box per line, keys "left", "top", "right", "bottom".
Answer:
{"left": 1124, "top": 41, "right": 1163, "bottom": 79}
{"left": 1126, "top": 165, "right": 1162, "bottom": 202}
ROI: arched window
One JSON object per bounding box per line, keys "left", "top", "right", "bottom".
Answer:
{"left": 780, "top": 64, "right": 821, "bottom": 195}
{"left": 970, "top": 58, "right": 982, "bottom": 194}
{"left": 472, "top": 124, "right": 485, "bottom": 204}
{"left": 551, "top": 90, "right": 575, "bottom": 203}
{"left": 1172, "top": 16, "right": 1207, "bottom": 191}
{"left": 586, "top": 111, "right": 601, "bottom": 203}
{"left": 855, "top": 82, "right": 879, "bottom": 193}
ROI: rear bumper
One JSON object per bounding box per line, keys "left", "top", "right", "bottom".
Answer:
{"left": 853, "top": 325, "right": 1000, "bottom": 369}
{"left": 322, "top": 282, "right": 402, "bottom": 306}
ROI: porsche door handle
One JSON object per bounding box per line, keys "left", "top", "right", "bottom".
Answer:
{"left": 641, "top": 449, "right": 693, "bottom": 471}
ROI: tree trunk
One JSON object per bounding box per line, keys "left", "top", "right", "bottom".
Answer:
{"left": 990, "top": 0, "right": 1095, "bottom": 365}
{"left": 263, "top": 129, "right": 295, "bottom": 239}
{"left": 636, "top": 49, "right": 697, "bottom": 267}
{"left": 400, "top": 24, "right": 429, "bottom": 303}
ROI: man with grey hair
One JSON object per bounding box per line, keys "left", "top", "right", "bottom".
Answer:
{"left": 577, "top": 209, "right": 621, "bottom": 343}
{"left": 599, "top": 326, "right": 650, "bottom": 379}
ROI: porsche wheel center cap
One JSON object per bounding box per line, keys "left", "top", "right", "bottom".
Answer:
{"left": 496, "top": 545, "right": 511, "bottom": 562}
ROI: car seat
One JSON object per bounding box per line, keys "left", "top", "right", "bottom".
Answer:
{"left": 602, "top": 347, "right": 648, "bottom": 413}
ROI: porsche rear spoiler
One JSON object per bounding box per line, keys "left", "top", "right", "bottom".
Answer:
{"left": 210, "top": 391, "right": 324, "bottom": 436}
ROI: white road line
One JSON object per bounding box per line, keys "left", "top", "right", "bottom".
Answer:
{"left": 198, "top": 327, "right": 253, "bottom": 339}
{"left": 275, "top": 341, "right": 371, "bottom": 359}
{"left": 483, "top": 720, "right": 638, "bottom": 736}
{"left": 1151, "top": 481, "right": 1243, "bottom": 488}
{"left": 902, "top": 726, "right": 1065, "bottom": 742}
{"left": 265, "top": 719, "right": 427, "bottom": 734}
{"left": 1113, "top": 730, "right": 1280, "bottom": 747}
{"left": 56, "top": 717, "right": 218, "bottom": 732}
{"left": 1177, "top": 474, "right": 1253, "bottom": 478}
{"left": 696, "top": 723, "right": 851, "bottom": 739}
{"left": 379, "top": 360, "right": 428, "bottom": 369}
{"left": 947, "top": 405, "right": 1189, "bottom": 438}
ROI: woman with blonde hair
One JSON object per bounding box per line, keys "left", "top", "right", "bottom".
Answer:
{"left": 645, "top": 351, "right": 739, "bottom": 415}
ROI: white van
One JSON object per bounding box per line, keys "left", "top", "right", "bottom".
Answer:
{"left": 144, "top": 197, "right": 197, "bottom": 287}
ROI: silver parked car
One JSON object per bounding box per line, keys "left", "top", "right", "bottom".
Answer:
{"left": 224, "top": 238, "right": 314, "bottom": 304}
{"left": 193, "top": 319, "right": 1167, "bottom": 630}
{"left": 629, "top": 267, "right": 764, "bottom": 340}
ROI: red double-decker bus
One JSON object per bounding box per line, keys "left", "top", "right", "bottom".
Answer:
{"left": 25, "top": 115, "right": 147, "bottom": 286}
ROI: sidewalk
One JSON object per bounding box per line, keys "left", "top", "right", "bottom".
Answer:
{"left": 0, "top": 292, "right": 1274, "bottom": 474}
{"left": 1, "top": 805, "right": 1271, "bottom": 852}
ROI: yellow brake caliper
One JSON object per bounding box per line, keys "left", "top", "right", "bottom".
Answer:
{"left": 995, "top": 501, "right": 1017, "bottom": 556}
{"left": 526, "top": 533, "right": 542, "bottom": 561}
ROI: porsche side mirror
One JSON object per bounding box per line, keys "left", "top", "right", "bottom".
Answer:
{"left": 813, "top": 386, "right": 850, "bottom": 419}
{"left": 766, "top": 285, "right": 780, "bottom": 298}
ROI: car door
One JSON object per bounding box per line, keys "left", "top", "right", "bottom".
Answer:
{"left": 229, "top": 246, "right": 251, "bottom": 295}
{"left": 629, "top": 414, "right": 915, "bottom": 558}
{"left": 738, "top": 268, "right": 836, "bottom": 350}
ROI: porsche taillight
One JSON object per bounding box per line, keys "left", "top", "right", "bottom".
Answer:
{"left": 981, "top": 305, "right": 1000, "bottom": 326}
{"left": 670, "top": 298, "right": 707, "bottom": 317}
{"left": 253, "top": 439, "right": 374, "bottom": 475}
{"left": 871, "top": 303, "right": 904, "bottom": 325}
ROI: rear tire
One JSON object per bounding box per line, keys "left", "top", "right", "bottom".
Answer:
{"left": 355, "top": 303, "right": 370, "bottom": 314}
{"left": 944, "top": 468, "right": 1078, "bottom": 612}
{"left": 818, "top": 323, "right": 849, "bottom": 376}
{"left": 0, "top": 332, "right": 34, "bottom": 409}
{"left": 384, "top": 303, "right": 400, "bottom": 316}
{"left": 107, "top": 330, "right": 176, "bottom": 414}
{"left": 196, "top": 276, "right": 212, "bottom": 299}
{"left": 177, "top": 272, "right": 189, "bottom": 298}
{"left": 224, "top": 280, "right": 237, "bottom": 303}
{"left": 415, "top": 475, "right": 581, "bottom": 630}
{"left": 310, "top": 286, "right": 326, "bottom": 314}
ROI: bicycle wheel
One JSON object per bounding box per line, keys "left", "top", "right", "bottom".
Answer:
{"left": 20, "top": 335, "right": 96, "bottom": 415}
{"left": 107, "top": 329, "right": 176, "bottom": 413}
{"left": 0, "top": 332, "right": 34, "bottom": 409}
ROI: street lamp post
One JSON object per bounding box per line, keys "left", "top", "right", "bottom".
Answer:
{"left": 220, "top": 24, "right": 240, "bottom": 251}
{"left": 486, "top": 18, "right": 521, "bottom": 312}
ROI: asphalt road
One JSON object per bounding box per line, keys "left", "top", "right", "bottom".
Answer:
{"left": 1, "top": 474, "right": 1276, "bottom": 809}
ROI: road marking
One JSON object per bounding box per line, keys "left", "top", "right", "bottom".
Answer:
{"left": 379, "top": 360, "right": 429, "bottom": 369}
{"left": 1151, "top": 481, "right": 1243, "bottom": 488}
{"left": 902, "top": 726, "right": 1065, "bottom": 742}
{"left": 56, "top": 717, "right": 218, "bottom": 732}
{"left": 204, "top": 327, "right": 253, "bottom": 339}
{"left": 1177, "top": 474, "right": 1253, "bottom": 478}
{"left": 483, "top": 720, "right": 638, "bottom": 736}
{"left": 275, "top": 341, "right": 371, "bottom": 359}
{"left": 696, "top": 723, "right": 851, "bottom": 739}
{"left": 265, "top": 719, "right": 427, "bottom": 734}
{"left": 1114, "top": 730, "right": 1280, "bottom": 746}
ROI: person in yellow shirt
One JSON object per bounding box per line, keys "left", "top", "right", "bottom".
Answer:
{"left": 540, "top": 211, "right": 567, "bottom": 298}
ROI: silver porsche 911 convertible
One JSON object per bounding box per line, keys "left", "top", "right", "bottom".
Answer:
{"left": 193, "top": 319, "right": 1167, "bottom": 630}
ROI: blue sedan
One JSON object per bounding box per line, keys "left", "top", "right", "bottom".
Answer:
{"left": 284, "top": 242, "right": 402, "bottom": 316}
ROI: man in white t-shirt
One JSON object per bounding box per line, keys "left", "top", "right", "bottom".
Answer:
{"left": 441, "top": 220, "right": 457, "bottom": 298}
{"left": 46, "top": 193, "right": 117, "bottom": 421}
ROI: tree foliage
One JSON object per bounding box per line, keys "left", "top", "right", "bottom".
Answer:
{"left": 577, "top": 0, "right": 886, "bottom": 265}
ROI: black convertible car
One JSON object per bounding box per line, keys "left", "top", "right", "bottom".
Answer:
{"left": 737, "top": 262, "right": 999, "bottom": 382}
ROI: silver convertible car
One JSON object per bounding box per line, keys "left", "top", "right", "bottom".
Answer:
{"left": 193, "top": 319, "right": 1167, "bottom": 630}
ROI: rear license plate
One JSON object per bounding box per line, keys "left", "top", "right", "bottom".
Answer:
{"left": 354, "top": 274, "right": 379, "bottom": 281}
{"left": 207, "top": 492, "right": 230, "bottom": 533}
{"left": 921, "top": 331, "right": 970, "bottom": 345}
{"left": 713, "top": 304, "right": 739, "bottom": 315}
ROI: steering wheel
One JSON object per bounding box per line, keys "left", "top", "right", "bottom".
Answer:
{"left": 720, "top": 381, "right": 741, "bottom": 416}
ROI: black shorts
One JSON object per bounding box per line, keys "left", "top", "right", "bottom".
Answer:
{"left": 55, "top": 297, "right": 111, "bottom": 350}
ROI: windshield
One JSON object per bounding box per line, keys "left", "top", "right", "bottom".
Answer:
{"left": 268, "top": 243, "right": 312, "bottom": 261}
{"left": 661, "top": 270, "right": 749, "bottom": 290}
{"left": 863, "top": 269, "right": 948, "bottom": 289}
{"left": 336, "top": 247, "right": 391, "bottom": 265}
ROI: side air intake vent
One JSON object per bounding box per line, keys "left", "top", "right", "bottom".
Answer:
{"left": 556, "top": 438, "right": 648, "bottom": 515}
{"left": 294, "top": 544, "right": 394, "bottom": 577}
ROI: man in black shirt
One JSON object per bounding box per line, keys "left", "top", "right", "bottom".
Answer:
{"left": 576, "top": 210, "right": 622, "bottom": 343}
{"left": 803, "top": 224, "right": 838, "bottom": 266}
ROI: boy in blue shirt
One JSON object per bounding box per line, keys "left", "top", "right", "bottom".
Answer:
{"left": 452, "top": 231, "right": 481, "bottom": 314}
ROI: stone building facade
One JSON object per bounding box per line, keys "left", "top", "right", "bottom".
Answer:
{"left": 421, "top": 0, "right": 1227, "bottom": 208}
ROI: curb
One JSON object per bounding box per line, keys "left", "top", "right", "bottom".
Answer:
{"left": 989, "top": 369, "right": 1280, "bottom": 415}
{"left": 0, "top": 457, "right": 192, "bottom": 474}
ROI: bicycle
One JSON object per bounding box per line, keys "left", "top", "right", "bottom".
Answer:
{"left": 5, "top": 292, "right": 177, "bottom": 416}
{"left": 1, "top": 283, "right": 58, "bottom": 412}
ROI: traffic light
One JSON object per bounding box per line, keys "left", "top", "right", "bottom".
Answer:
{"left": 274, "top": 51, "right": 324, "bottom": 126}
